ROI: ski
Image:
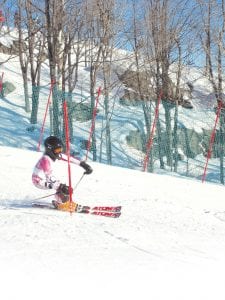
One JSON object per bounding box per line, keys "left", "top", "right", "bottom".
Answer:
{"left": 75, "top": 204, "right": 121, "bottom": 212}
{"left": 31, "top": 202, "right": 122, "bottom": 218}
{"left": 91, "top": 206, "right": 122, "bottom": 212}
{"left": 32, "top": 202, "right": 55, "bottom": 209}
{"left": 76, "top": 205, "right": 122, "bottom": 217}
{"left": 91, "top": 211, "right": 121, "bottom": 218}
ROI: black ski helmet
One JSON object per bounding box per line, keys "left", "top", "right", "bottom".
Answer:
{"left": 44, "top": 136, "right": 63, "bottom": 160}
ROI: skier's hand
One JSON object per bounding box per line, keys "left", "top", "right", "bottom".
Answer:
{"left": 80, "top": 161, "right": 93, "bottom": 175}
{"left": 57, "top": 183, "right": 73, "bottom": 195}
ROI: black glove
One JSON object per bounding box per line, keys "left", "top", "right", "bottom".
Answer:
{"left": 80, "top": 161, "right": 93, "bottom": 175}
{"left": 57, "top": 183, "right": 73, "bottom": 195}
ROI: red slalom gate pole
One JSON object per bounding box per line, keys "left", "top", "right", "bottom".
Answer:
{"left": 202, "top": 101, "right": 222, "bottom": 183}
{"left": 85, "top": 87, "right": 101, "bottom": 161}
{"left": 143, "top": 91, "right": 162, "bottom": 172}
{"left": 63, "top": 101, "right": 73, "bottom": 213}
{"left": 37, "top": 80, "right": 55, "bottom": 151}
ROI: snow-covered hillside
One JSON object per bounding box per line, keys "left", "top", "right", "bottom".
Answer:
{"left": 0, "top": 50, "right": 219, "bottom": 180}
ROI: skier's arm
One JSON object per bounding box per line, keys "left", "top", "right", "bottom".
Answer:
{"left": 60, "top": 153, "right": 93, "bottom": 174}
{"left": 32, "top": 156, "right": 61, "bottom": 190}
{"left": 60, "top": 153, "right": 80, "bottom": 165}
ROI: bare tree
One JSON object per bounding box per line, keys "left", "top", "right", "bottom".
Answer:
{"left": 97, "top": 0, "right": 116, "bottom": 164}
{"left": 15, "top": 0, "right": 30, "bottom": 112}
{"left": 196, "top": 0, "right": 225, "bottom": 184}
{"left": 143, "top": 0, "right": 193, "bottom": 170}
{"left": 81, "top": 0, "right": 105, "bottom": 161}
{"left": 45, "top": 0, "right": 64, "bottom": 136}
{"left": 24, "top": 0, "right": 46, "bottom": 124}
{"left": 125, "top": 0, "right": 157, "bottom": 170}
{"left": 61, "top": 1, "right": 86, "bottom": 94}
{"left": 0, "top": 2, "right": 17, "bottom": 74}
{"left": 59, "top": 1, "right": 87, "bottom": 141}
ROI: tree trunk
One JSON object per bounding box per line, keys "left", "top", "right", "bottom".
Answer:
{"left": 219, "top": 113, "right": 225, "bottom": 184}
{"left": 22, "top": 69, "right": 30, "bottom": 112}
{"left": 30, "top": 85, "right": 40, "bottom": 124}
{"left": 104, "top": 93, "right": 112, "bottom": 165}
{"left": 173, "top": 103, "right": 179, "bottom": 172}
{"left": 90, "top": 69, "right": 97, "bottom": 161}
{"left": 45, "top": 0, "right": 60, "bottom": 137}
{"left": 156, "top": 118, "right": 164, "bottom": 169}
{"left": 162, "top": 101, "right": 173, "bottom": 168}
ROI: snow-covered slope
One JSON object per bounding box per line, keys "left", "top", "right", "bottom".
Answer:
{"left": 1, "top": 146, "right": 225, "bottom": 300}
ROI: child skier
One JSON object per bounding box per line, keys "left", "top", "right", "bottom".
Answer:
{"left": 32, "top": 135, "right": 93, "bottom": 211}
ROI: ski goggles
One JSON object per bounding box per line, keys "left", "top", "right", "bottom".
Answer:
{"left": 53, "top": 147, "right": 63, "bottom": 154}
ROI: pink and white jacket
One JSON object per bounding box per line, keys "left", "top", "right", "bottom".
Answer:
{"left": 32, "top": 153, "right": 80, "bottom": 190}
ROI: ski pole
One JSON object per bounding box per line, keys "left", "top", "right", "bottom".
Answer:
{"left": 73, "top": 173, "right": 85, "bottom": 191}
{"left": 33, "top": 192, "right": 57, "bottom": 201}
{"left": 34, "top": 173, "right": 85, "bottom": 202}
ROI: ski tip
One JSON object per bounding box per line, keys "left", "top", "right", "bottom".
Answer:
{"left": 112, "top": 212, "right": 121, "bottom": 218}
